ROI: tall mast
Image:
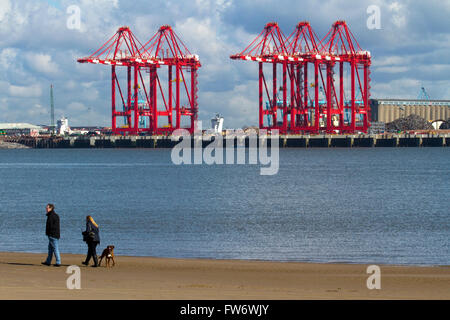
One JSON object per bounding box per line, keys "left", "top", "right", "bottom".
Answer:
{"left": 50, "top": 84, "right": 55, "bottom": 134}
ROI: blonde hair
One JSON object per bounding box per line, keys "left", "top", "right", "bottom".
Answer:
{"left": 86, "top": 215, "right": 98, "bottom": 228}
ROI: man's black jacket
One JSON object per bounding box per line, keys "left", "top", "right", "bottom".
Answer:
{"left": 46, "top": 210, "right": 60, "bottom": 239}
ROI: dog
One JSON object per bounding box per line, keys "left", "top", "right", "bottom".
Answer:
{"left": 98, "top": 245, "right": 115, "bottom": 267}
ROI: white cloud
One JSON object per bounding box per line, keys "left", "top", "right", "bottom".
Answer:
{"left": 0, "top": 0, "right": 11, "bottom": 21}
{"left": 67, "top": 102, "right": 87, "bottom": 112}
{"left": 375, "top": 66, "right": 409, "bottom": 73}
{"left": 373, "top": 55, "right": 407, "bottom": 67}
{"left": 388, "top": 1, "right": 407, "bottom": 28}
{"left": 8, "top": 83, "right": 42, "bottom": 98}
{"left": 0, "top": 47, "right": 18, "bottom": 69}
{"left": 80, "top": 0, "right": 119, "bottom": 9}
{"left": 24, "top": 53, "right": 59, "bottom": 74}
{"left": 28, "top": 103, "right": 47, "bottom": 117}
{"left": 64, "top": 80, "right": 77, "bottom": 90}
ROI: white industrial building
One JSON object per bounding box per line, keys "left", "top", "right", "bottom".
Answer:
{"left": 0, "top": 123, "right": 43, "bottom": 136}
{"left": 56, "top": 117, "right": 71, "bottom": 135}
{"left": 211, "top": 114, "right": 224, "bottom": 133}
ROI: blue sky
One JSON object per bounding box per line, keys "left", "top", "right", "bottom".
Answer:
{"left": 0, "top": 0, "right": 449, "bottom": 127}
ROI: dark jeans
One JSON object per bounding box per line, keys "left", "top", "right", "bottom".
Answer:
{"left": 84, "top": 241, "right": 99, "bottom": 266}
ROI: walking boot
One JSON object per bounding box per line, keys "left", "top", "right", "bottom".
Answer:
{"left": 92, "top": 255, "right": 99, "bottom": 267}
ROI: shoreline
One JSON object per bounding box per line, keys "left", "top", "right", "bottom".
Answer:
{"left": 0, "top": 251, "right": 448, "bottom": 299}
{"left": 3, "top": 249, "right": 448, "bottom": 268}
{"left": 0, "top": 140, "right": 30, "bottom": 149}
{"left": 3, "top": 133, "right": 449, "bottom": 148}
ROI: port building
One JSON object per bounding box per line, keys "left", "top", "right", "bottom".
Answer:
{"left": 370, "top": 99, "right": 450, "bottom": 125}
{"left": 0, "top": 123, "right": 43, "bottom": 136}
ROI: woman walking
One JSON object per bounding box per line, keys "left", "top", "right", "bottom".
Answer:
{"left": 82, "top": 215, "right": 100, "bottom": 267}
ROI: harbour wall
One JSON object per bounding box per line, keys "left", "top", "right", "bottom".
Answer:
{"left": 4, "top": 134, "right": 449, "bottom": 149}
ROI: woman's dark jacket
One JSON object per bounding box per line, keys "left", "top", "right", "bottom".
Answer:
{"left": 46, "top": 210, "right": 60, "bottom": 239}
{"left": 85, "top": 221, "right": 100, "bottom": 243}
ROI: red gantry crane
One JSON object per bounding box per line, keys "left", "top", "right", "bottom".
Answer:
{"left": 318, "top": 20, "right": 371, "bottom": 133}
{"left": 139, "top": 25, "right": 201, "bottom": 134}
{"left": 77, "top": 26, "right": 148, "bottom": 135}
{"left": 285, "top": 21, "right": 324, "bottom": 133}
{"left": 79, "top": 22, "right": 369, "bottom": 135}
{"left": 230, "top": 22, "right": 298, "bottom": 133}
{"left": 77, "top": 25, "right": 201, "bottom": 135}
{"left": 231, "top": 21, "right": 371, "bottom": 134}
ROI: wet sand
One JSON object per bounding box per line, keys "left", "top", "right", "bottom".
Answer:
{"left": 0, "top": 252, "right": 448, "bottom": 300}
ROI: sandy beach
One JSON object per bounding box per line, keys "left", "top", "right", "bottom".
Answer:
{"left": 0, "top": 252, "right": 448, "bottom": 300}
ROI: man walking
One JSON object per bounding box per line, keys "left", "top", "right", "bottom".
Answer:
{"left": 42, "top": 203, "right": 61, "bottom": 267}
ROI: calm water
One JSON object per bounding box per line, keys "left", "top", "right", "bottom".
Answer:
{"left": 0, "top": 148, "right": 448, "bottom": 266}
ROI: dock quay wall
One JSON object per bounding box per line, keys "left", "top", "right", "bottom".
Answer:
{"left": 3, "top": 134, "right": 448, "bottom": 149}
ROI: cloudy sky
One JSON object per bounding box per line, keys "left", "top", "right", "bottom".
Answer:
{"left": 0, "top": 0, "right": 449, "bottom": 128}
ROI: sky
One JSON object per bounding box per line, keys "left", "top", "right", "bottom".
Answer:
{"left": 0, "top": 0, "right": 449, "bottom": 128}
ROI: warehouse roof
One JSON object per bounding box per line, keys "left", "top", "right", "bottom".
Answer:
{"left": 371, "top": 98, "right": 450, "bottom": 102}
{"left": 370, "top": 99, "right": 450, "bottom": 106}
{"left": 0, "top": 123, "right": 42, "bottom": 130}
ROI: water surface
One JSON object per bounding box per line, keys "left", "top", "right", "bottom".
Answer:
{"left": 0, "top": 148, "right": 448, "bottom": 266}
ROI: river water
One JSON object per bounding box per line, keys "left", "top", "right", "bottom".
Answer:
{"left": 0, "top": 148, "right": 448, "bottom": 265}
